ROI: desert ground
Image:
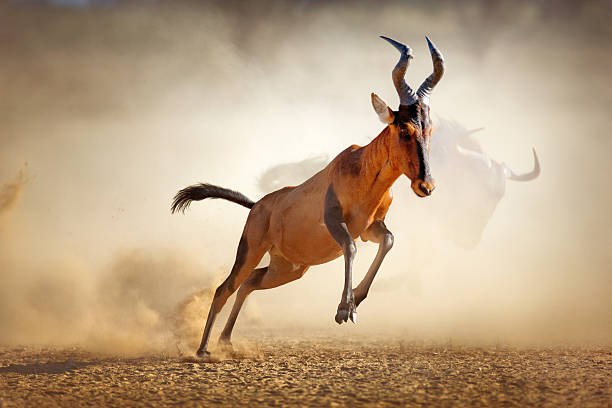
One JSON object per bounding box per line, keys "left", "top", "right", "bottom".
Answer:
{"left": 1, "top": 335, "right": 610, "bottom": 407}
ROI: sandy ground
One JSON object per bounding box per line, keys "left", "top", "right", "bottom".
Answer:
{"left": 0, "top": 336, "right": 610, "bottom": 407}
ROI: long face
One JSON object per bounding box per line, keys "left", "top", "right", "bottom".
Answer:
{"left": 375, "top": 35, "right": 444, "bottom": 198}
{"left": 390, "top": 103, "right": 435, "bottom": 197}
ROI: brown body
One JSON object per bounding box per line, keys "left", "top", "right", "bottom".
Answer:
{"left": 171, "top": 36, "right": 445, "bottom": 358}
{"left": 264, "top": 133, "right": 397, "bottom": 266}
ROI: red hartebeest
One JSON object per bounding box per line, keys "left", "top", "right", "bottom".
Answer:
{"left": 257, "top": 119, "right": 541, "bottom": 249}
{"left": 172, "top": 36, "right": 445, "bottom": 358}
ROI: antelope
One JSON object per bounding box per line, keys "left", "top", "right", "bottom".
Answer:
{"left": 172, "top": 36, "right": 445, "bottom": 358}
{"left": 257, "top": 119, "right": 541, "bottom": 249}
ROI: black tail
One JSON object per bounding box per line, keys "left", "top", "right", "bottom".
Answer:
{"left": 171, "top": 183, "right": 255, "bottom": 214}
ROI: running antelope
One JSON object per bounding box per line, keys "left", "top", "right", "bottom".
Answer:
{"left": 172, "top": 36, "right": 445, "bottom": 358}
{"left": 257, "top": 120, "right": 541, "bottom": 249}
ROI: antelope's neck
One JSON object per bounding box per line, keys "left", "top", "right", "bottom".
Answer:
{"left": 360, "top": 127, "right": 401, "bottom": 194}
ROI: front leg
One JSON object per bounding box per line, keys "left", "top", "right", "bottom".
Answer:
{"left": 354, "top": 220, "right": 394, "bottom": 307}
{"left": 324, "top": 186, "right": 357, "bottom": 324}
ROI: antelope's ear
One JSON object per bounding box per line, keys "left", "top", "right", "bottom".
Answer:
{"left": 371, "top": 93, "right": 394, "bottom": 124}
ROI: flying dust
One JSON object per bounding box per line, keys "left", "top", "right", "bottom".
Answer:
{"left": 0, "top": 0, "right": 610, "bottom": 357}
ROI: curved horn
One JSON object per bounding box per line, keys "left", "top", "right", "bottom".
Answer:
{"left": 380, "top": 36, "right": 417, "bottom": 106}
{"left": 503, "top": 149, "right": 541, "bottom": 181}
{"left": 417, "top": 37, "right": 445, "bottom": 104}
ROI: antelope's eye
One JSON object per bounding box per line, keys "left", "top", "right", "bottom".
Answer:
{"left": 399, "top": 126, "right": 411, "bottom": 140}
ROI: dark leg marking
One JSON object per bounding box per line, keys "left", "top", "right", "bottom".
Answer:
{"left": 324, "top": 185, "right": 357, "bottom": 324}
{"left": 224, "top": 235, "right": 249, "bottom": 290}
{"left": 219, "top": 266, "right": 268, "bottom": 346}
{"left": 196, "top": 234, "right": 251, "bottom": 358}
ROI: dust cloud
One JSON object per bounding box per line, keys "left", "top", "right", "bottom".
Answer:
{"left": 0, "top": 170, "right": 27, "bottom": 215}
{"left": 0, "top": 0, "right": 610, "bottom": 354}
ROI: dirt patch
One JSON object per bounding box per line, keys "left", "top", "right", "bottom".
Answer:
{"left": 0, "top": 337, "right": 610, "bottom": 407}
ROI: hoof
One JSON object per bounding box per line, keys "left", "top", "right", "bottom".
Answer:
{"left": 181, "top": 350, "right": 218, "bottom": 364}
{"left": 335, "top": 301, "right": 357, "bottom": 325}
{"left": 218, "top": 338, "right": 233, "bottom": 351}
{"left": 335, "top": 309, "right": 349, "bottom": 324}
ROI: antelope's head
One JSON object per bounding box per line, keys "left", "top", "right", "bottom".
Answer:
{"left": 372, "top": 36, "right": 444, "bottom": 198}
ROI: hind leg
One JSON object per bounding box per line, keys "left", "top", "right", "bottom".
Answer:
{"left": 218, "top": 266, "right": 267, "bottom": 346}
{"left": 219, "top": 256, "right": 308, "bottom": 345}
{"left": 196, "top": 235, "right": 268, "bottom": 357}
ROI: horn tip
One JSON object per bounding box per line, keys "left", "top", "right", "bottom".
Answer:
{"left": 380, "top": 35, "right": 396, "bottom": 46}
{"left": 425, "top": 36, "right": 436, "bottom": 52}
{"left": 380, "top": 35, "right": 411, "bottom": 55}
